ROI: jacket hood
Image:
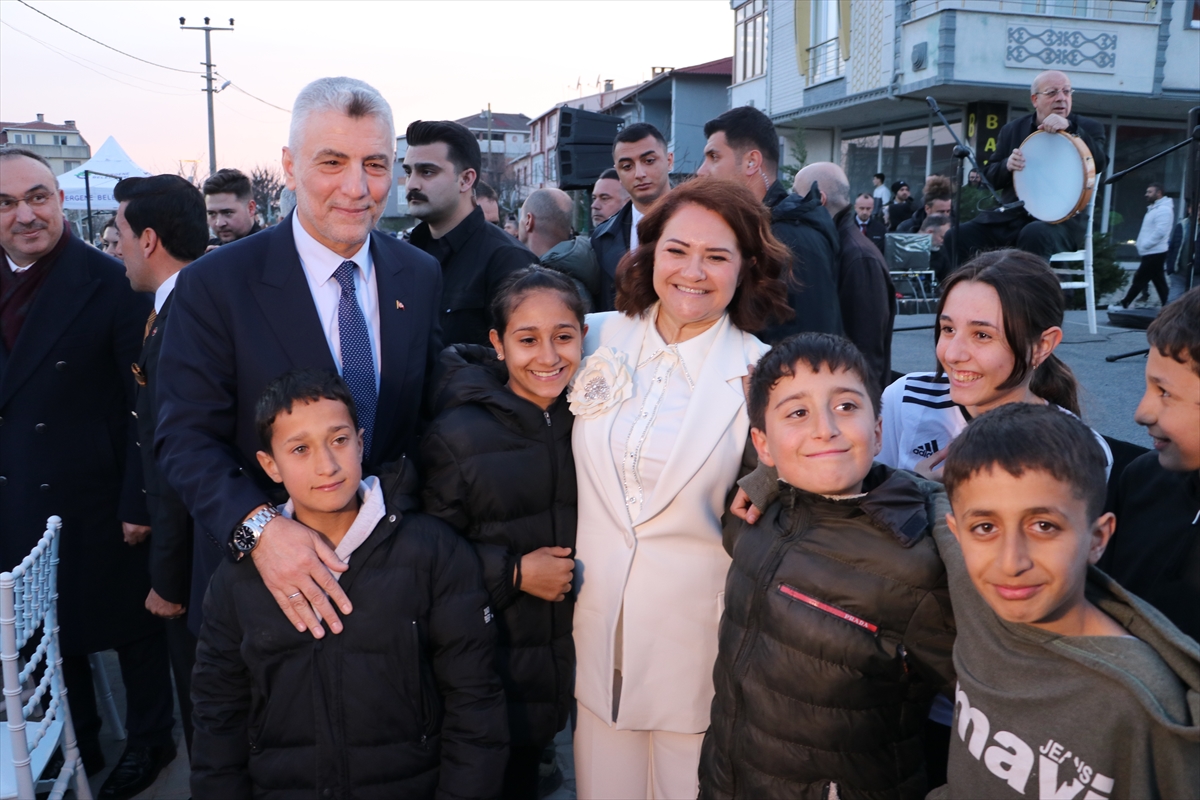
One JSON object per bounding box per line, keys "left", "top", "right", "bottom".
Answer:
{"left": 431, "top": 343, "right": 568, "bottom": 436}
{"left": 767, "top": 181, "right": 841, "bottom": 254}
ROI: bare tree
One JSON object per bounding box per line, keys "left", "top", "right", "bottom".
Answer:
{"left": 177, "top": 160, "right": 202, "bottom": 188}
{"left": 250, "top": 164, "right": 285, "bottom": 223}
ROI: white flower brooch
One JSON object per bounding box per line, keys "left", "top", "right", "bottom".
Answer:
{"left": 568, "top": 346, "right": 633, "bottom": 419}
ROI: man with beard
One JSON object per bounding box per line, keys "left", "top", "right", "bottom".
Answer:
{"left": 0, "top": 146, "right": 177, "bottom": 799}
{"left": 202, "top": 168, "right": 260, "bottom": 250}
{"left": 697, "top": 105, "right": 842, "bottom": 340}
{"left": 956, "top": 69, "right": 1107, "bottom": 259}
{"left": 887, "top": 180, "right": 915, "bottom": 231}
{"left": 853, "top": 192, "right": 887, "bottom": 254}
{"left": 404, "top": 119, "right": 535, "bottom": 346}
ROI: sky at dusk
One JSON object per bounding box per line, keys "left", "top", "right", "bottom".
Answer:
{"left": 0, "top": 0, "right": 733, "bottom": 177}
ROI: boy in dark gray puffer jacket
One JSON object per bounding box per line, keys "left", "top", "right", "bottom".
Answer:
{"left": 700, "top": 334, "right": 957, "bottom": 800}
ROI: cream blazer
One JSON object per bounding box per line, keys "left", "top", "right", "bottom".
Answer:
{"left": 571, "top": 310, "right": 770, "bottom": 733}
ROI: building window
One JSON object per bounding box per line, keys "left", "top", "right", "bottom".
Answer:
{"left": 53, "top": 134, "right": 68, "bottom": 145}
{"left": 809, "top": 0, "right": 844, "bottom": 83}
{"left": 63, "top": 161, "right": 79, "bottom": 172}
{"left": 734, "top": 0, "right": 767, "bottom": 84}
{"left": 11, "top": 134, "right": 24, "bottom": 144}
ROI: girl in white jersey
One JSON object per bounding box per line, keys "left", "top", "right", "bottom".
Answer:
{"left": 880, "top": 248, "right": 1112, "bottom": 478}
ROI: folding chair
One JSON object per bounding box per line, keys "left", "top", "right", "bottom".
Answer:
{"left": 1050, "top": 171, "right": 1103, "bottom": 335}
{"left": 1, "top": 517, "right": 91, "bottom": 800}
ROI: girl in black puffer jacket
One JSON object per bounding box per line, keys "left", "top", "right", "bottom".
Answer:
{"left": 421, "top": 267, "right": 584, "bottom": 800}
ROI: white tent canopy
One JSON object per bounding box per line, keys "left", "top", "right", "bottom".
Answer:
{"left": 57, "top": 136, "right": 151, "bottom": 211}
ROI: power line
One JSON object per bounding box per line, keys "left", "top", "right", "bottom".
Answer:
{"left": 1, "top": 20, "right": 195, "bottom": 97}
{"left": 215, "top": 73, "right": 290, "bottom": 114}
{"left": 16, "top": 0, "right": 195, "bottom": 73}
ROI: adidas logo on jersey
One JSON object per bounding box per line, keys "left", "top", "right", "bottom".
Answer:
{"left": 912, "top": 439, "right": 940, "bottom": 459}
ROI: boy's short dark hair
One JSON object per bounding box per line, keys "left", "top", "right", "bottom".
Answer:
{"left": 202, "top": 168, "right": 252, "bottom": 200}
{"left": 612, "top": 122, "right": 667, "bottom": 154}
{"left": 874, "top": 172, "right": 886, "bottom": 181}
{"left": 114, "top": 175, "right": 209, "bottom": 262}
{"left": 702, "top": 106, "right": 780, "bottom": 168}
{"left": 255, "top": 368, "right": 358, "bottom": 453}
{"left": 748, "top": 333, "right": 881, "bottom": 431}
{"left": 405, "top": 120, "right": 482, "bottom": 185}
{"left": 943, "top": 403, "right": 1107, "bottom": 520}
{"left": 598, "top": 167, "right": 619, "bottom": 181}
{"left": 1146, "top": 287, "right": 1200, "bottom": 376}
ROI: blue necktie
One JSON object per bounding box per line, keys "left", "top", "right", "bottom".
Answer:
{"left": 333, "top": 261, "right": 376, "bottom": 459}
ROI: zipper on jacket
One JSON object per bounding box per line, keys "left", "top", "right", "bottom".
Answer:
{"left": 411, "top": 620, "right": 429, "bottom": 749}
{"left": 543, "top": 410, "right": 552, "bottom": 427}
{"left": 777, "top": 583, "right": 880, "bottom": 634}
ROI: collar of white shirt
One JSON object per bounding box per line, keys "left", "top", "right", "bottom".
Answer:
{"left": 6, "top": 253, "right": 32, "bottom": 274}
{"left": 279, "top": 475, "right": 386, "bottom": 580}
{"left": 154, "top": 271, "right": 180, "bottom": 313}
{"left": 638, "top": 304, "right": 727, "bottom": 390}
{"left": 630, "top": 204, "right": 645, "bottom": 251}
{"left": 292, "top": 215, "right": 373, "bottom": 288}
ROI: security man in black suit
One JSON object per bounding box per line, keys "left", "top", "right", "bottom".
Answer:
{"left": 0, "top": 146, "right": 176, "bottom": 799}
{"left": 115, "top": 174, "right": 212, "bottom": 758}
{"left": 156, "top": 77, "right": 443, "bottom": 642}
{"left": 957, "top": 69, "right": 1108, "bottom": 260}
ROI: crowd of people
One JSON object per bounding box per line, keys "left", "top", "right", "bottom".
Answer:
{"left": 0, "top": 67, "right": 1197, "bottom": 800}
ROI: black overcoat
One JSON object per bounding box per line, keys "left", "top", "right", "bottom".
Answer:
{"left": 0, "top": 234, "right": 160, "bottom": 654}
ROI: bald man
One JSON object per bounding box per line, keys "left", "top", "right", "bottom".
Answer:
{"left": 794, "top": 162, "right": 896, "bottom": 387}
{"left": 520, "top": 188, "right": 601, "bottom": 310}
{"left": 957, "top": 69, "right": 1108, "bottom": 260}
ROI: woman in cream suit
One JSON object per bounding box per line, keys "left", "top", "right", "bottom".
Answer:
{"left": 567, "top": 179, "right": 792, "bottom": 799}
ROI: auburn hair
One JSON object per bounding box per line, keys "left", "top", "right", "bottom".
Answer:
{"left": 614, "top": 178, "right": 792, "bottom": 332}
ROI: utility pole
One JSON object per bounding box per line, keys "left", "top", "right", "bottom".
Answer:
{"left": 180, "top": 16, "right": 234, "bottom": 176}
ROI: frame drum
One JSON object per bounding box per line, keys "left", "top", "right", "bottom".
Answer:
{"left": 1012, "top": 130, "right": 1096, "bottom": 224}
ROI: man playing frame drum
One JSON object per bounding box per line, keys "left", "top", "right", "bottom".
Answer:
{"left": 957, "top": 70, "right": 1109, "bottom": 260}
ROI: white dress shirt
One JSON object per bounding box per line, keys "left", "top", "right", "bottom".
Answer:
{"left": 629, "top": 205, "right": 645, "bottom": 251}
{"left": 154, "top": 271, "right": 180, "bottom": 314}
{"left": 292, "top": 218, "right": 381, "bottom": 391}
{"left": 6, "top": 254, "right": 32, "bottom": 273}
{"left": 608, "top": 307, "right": 725, "bottom": 524}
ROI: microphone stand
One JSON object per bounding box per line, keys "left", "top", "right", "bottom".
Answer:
{"left": 925, "top": 97, "right": 1009, "bottom": 275}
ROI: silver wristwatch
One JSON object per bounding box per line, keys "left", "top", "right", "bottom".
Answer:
{"left": 231, "top": 505, "right": 280, "bottom": 559}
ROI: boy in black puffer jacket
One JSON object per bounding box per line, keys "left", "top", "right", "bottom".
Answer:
{"left": 699, "top": 334, "right": 956, "bottom": 800}
{"left": 191, "top": 369, "right": 508, "bottom": 800}
{"left": 421, "top": 268, "right": 584, "bottom": 799}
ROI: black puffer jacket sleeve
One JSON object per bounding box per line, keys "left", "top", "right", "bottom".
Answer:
{"left": 425, "top": 523, "right": 510, "bottom": 800}
{"left": 190, "top": 566, "right": 253, "bottom": 800}
{"left": 421, "top": 429, "right": 522, "bottom": 614}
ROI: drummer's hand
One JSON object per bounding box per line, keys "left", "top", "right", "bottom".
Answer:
{"left": 1006, "top": 148, "right": 1026, "bottom": 172}
{"left": 1039, "top": 114, "right": 1070, "bottom": 134}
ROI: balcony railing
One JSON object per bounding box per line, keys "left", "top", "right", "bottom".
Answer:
{"left": 807, "top": 37, "right": 844, "bottom": 83}
{"left": 908, "top": 0, "right": 1160, "bottom": 23}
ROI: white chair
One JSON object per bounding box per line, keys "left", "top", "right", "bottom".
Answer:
{"left": 1, "top": 517, "right": 91, "bottom": 800}
{"left": 1050, "top": 170, "right": 1103, "bottom": 335}
{"left": 88, "top": 653, "right": 125, "bottom": 742}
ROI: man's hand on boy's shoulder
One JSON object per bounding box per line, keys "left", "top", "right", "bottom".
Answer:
{"left": 252, "top": 514, "right": 353, "bottom": 639}
{"left": 730, "top": 487, "right": 762, "bottom": 525}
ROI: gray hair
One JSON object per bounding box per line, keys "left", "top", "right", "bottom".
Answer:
{"left": 288, "top": 77, "right": 395, "bottom": 151}
{"left": 0, "top": 146, "right": 59, "bottom": 188}
{"left": 794, "top": 162, "right": 851, "bottom": 214}
{"left": 522, "top": 188, "right": 573, "bottom": 241}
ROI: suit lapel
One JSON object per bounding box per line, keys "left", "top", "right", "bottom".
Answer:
{"left": 0, "top": 238, "right": 100, "bottom": 408}
{"left": 370, "top": 236, "right": 412, "bottom": 455}
{"left": 582, "top": 313, "right": 646, "bottom": 533}
{"left": 637, "top": 315, "right": 749, "bottom": 525}
{"left": 247, "top": 217, "right": 335, "bottom": 373}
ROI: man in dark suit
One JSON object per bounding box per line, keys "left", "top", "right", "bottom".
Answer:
{"left": 590, "top": 122, "right": 673, "bottom": 312}
{"left": 114, "top": 174, "right": 211, "bottom": 757}
{"left": 0, "top": 147, "right": 176, "bottom": 798}
{"left": 852, "top": 193, "right": 887, "bottom": 255}
{"left": 156, "top": 77, "right": 443, "bottom": 640}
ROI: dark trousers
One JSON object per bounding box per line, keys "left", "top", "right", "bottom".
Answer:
{"left": 165, "top": 615, "right": 197, "bottom": 754}
{"left": 1122, "top": 252, "right": 1169, "bottom": 306}
{"left": 957, "top": 209, "right": 1084, "bottom": 261}
{"left": 63, "top": 630, "right": 176, "bottom": 750}
{"left": 502, "top": 744, "right": 546, "bottom": 800}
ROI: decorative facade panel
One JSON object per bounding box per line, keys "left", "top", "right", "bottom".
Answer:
{"left": 1005, "top": 26, "right": 1118, "bottom": 74}
{"left": 848, "top": 0, "right": 888, "bottom": 94}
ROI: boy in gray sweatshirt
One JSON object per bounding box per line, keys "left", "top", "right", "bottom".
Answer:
{"left": 934, "top": 403, "right": 1199, "bottom": 799}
